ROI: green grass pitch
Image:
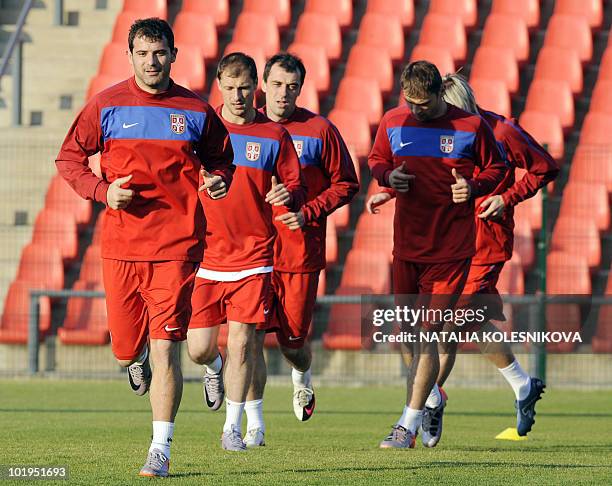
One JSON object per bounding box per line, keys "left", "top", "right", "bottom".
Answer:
{"left": 2, "top": 380, "right": 611, "bottom": 485}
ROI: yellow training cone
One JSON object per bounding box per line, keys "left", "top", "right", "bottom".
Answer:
{"left": 495, "top": 427, "right": 528, "bottom": 441}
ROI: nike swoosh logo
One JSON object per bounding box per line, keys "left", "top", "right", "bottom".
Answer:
{"left": 399, "top": 141, "right": 413, "bottom": 148}
{"left": 164, "top": 325, "right": 181, "bottom": 332}
{"left": 288, "top": 335, "right": 302, "bottom": 341}
{"left": 303, "top": 396, "right": 315, "bottom": 417}
{"left": 122, "top": 122, "right": 139, "bottom": 129}
{"left": 263, "top": 309, "right": 270, "bottom": 315}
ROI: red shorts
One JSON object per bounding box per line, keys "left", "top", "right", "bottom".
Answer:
{"left": 392, "top": 257, "right": 471, "bottom": 331}
{"left": 457, "top": 263, "right": 506, "bottom": 328}
{"left": 102, "top": 259, "right": 197, "bottom": 361}
{"left": 268, "top": 270, "right": 320, "bottom": 349}
{"left": 189, "top": 272, "right": 272, "bottom": 329}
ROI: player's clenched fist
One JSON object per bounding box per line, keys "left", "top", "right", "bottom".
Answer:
{"left": 388, "top": 163, "right": 416, "bottom": 193}
{"left": 199, "top": 168, "right": 228, "bottom": 199}
{"left": 451, "top": 168, "right": 471, "bottom": 203}
{"left": 265, "top": 175, "right": 291, "bottom": 206}
{"left": 275, "top": 209, "right": 305, "bottom": 230}
{"left": 366, "top": 192, "right": 392, "bottom": 214}
{"left": 107, "top": 174, "right": 135, "bottom": 210}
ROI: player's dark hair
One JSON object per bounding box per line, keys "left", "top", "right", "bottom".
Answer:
{"left": 216, "top": 52, "right": 258, "bottom": 84}
{"left": 400, "top": 61, "right": 443, "bottom": 99}
{"left": 263, "top": 53, "right": 306, "bottom": 86}
{"left": 128, "top": 18, "right": 175, "bottom": 52}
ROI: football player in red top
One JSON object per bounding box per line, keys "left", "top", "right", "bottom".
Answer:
{"left": 55, "top": 19, "right": 234, "bottom": 476}
{"left": 368, "top": 73, "right": 558, "bottom": 445}
{"left": 369, "top": 62, "right": 507, "bottom": 450}
{"left": 186, "top": 53, "right": 306, "bottom": 451}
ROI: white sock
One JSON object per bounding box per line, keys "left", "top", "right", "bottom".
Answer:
{"left": 223, "top": 399, "right": 245, "bottom": 434}
{"left": 498, "top": 359, "right": 531, "bottom": 400}
{"left": 292, "top": 368, "right": 312, "bottom": 388}
{"left": 149, "top": 421, "right": 173, "bottom": 457}
{"left": 135, "top": 345, "right": 148, "bottom": 365}
{"left": 205, "top": 354, "right": 222, "bottom": 374}
{"left": 245, "top": 399, "right": 265, "bottom": 432}
{"left": 425, "top": 384, "right": 442, "bottom": 408}
{"left": 396, "top": 406, "right": 423, "bottom": 434}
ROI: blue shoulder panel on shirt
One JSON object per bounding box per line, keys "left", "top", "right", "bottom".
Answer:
{"left": 386, "top": 126, "right": 476, "bottom": 159}
{"left": 289, "top": 135, "right": 323, "bottom": 167}
{"left": 101, "top": 106, "right": 206, "bottom": 142}
{"left": 229, "top": 133, "right": 279, "bottom": 172}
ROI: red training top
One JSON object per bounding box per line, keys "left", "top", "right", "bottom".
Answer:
{"left": 369, "top": 104, "right": 506, "bottom": 263}
{"left": 55, "top": 77, "right": 235, "bottom": 261}
{"left": 270, "top": 107, "right": 360, "bottom": 272}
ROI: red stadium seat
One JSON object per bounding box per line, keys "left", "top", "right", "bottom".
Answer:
{"left": 592, "top": 269, "right": 612, "bottom": 352}
{"left": 334, "top": 77, "right": 383, "bottom": 128}
{"left": 578, "top": 112, "right": 612, "bottom": 145}
{"left": 98, "top": 42, "right": 131, "bottom": 78}
{"left": 318, "top": 269, "right": 326, "bottom": 296}
{"left": 559, "top": 182, "right": 610, "bottom": 232}
{"left": 481, "top": 14, "right": 530, "bottom": 65}
{"left": 88, "top": 152, "right": 101, "bottom": 178}
{"left": 429, "top": 0, "right": 477, "bottom": 31}
{"left": 551, "top": 216, "right": 601, "bottom": 271}
{"left": 490, "top": 0, "right": 540, "bottom": 31}
{"left": 323, "top": 286, "right": 373, "bottom": 350}
{"left": 232, "top": 13, "right": 280, "bottom": 58}
{"left": 470, "top": 46, "right": 519, "bottom": 95}
{"left": 287, "top": 43, "right": 330, "bottom": 94}
{"left": 297, "top": 80, "right": 319, "bottom": 114}
{"left": 122, "top": 0, "right": 166, "bottom": 18}
{"left": 58, "top": 280, "right": 109, "bottom": 346}
{"left": 497, "top": 254, "right": 525, "bottom": 295}
{"left": 304, "top": 0, "right": 352, "bottom": 31}
{"left": 533, "top": 47, "right": 583, "bottom": 96}
{"left": 598, "top": 48, "right": 612, "bottom": 82}
{"left": 182, "top": 0, "right": 230, "bottom": 31}
{"left": 330, "top": 204, "right": 350, "bottom": 231}
{"left": 243, "top": 0, "right": 291, "bottom": 30}
{"left": 326, "top": 219, "right": 338, "bottom": 264}
{"left": 173, "top": 12, "right": 218, "bottom": 62}
{"left": 588, "top": 80, "right": 612, "bottom": 115}
{"left": 569, "top": 146, "right": 612, "bottom": 193}
{"left": 418, "top": 13, "right": 467, "bottom": 63}
{"left": 45, "top": 175, "right": 92, "bottom": 228}
{"left": 525, "top": 80, "right": 574, "bottom": 132}
{"left": 17, "top": 243, "right": 64, "bottom": 290}
{"left": 32, "top": 208, "right": 78, "bottom": 263}
{"left": 345, "top": 45, "right": 394, "bottom": 96}
{"left": 78, "top": 244, "right": 103, "bottom": 285}
{"left": 328, "top": 109, "right": 371, "bottom": 159}
{"left": 207, "top": 81, "right": 223, "bottom": 109}
{"left": 517, "top": 111, "right": 564, "bottom": 161}
{"left": 223, "top": 42, "right": 266, "bottom": 83}
{"left": 86, "top": 74, "right": 125, "bottom": 100}
{"left": 294, "top": 13, "right": 342, "bottom": 64}
{"left": 546, "top": 252, "right": 590, "bottom": 352}
{"left": 352, "top": 210, "right": 394, "bottom": 258}
{"left": 512, "top": 215, "right": 534, "bottom": 270}
{"left": 171, "top": 45, "right": 205, "bottom": 93}
{"left": 409, "top": 45, "right": 455, "bottom": 75}
{"left": 0, "top": 281, "right": 51, "bottom": 344}
{"left": 553, "top": 0, "right": 603, "bottom": 31}
{"left": 543, "top": 15, "right": 592, "bottom": 65}
{"left": 112, "top": 11, "right": 141, "bottom": 43}
{"left": 365, "top": 0, "right": 414, "bottom": 30}
{"left": 471, "top": 79, "right": 511, "bottom": 118}
{"left": 340, "top": 249, "right": 391, "bottom": 293}
{"left": 356, "top": 13, "right": 404, "bottom": 63}
{"left": 513, "top": 184, "right": 542, "bottom": 231}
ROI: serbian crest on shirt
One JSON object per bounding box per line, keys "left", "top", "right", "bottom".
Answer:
{"left": 440, "top": 135, "right": 454, "bottom": 154}
{"left": 293, "top": 140, "right": 304, "bottom": 158}
{"left": 170, "top": 114, "right": 186, "bottom": 134}
{"left": 246, "top": 142, "right": 261, "bottom": 161}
